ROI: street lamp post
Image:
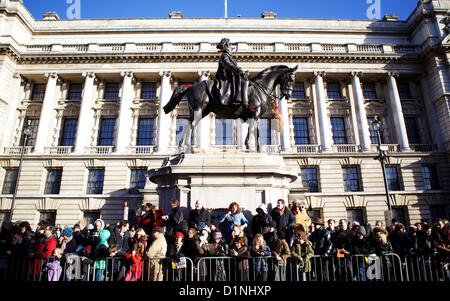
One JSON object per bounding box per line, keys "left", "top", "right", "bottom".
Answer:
{"left": 9, "top": 120, "right": 33, "bottom": 222}
{"left": 372, "top": 117, "right": 392, "bottom": 225}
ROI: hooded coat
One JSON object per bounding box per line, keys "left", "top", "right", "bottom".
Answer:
{"left": 252, "top": 204, "right": 273, "bottom": 235}
{"left": 94, "top": 229, "right": 110, "bottom": 270}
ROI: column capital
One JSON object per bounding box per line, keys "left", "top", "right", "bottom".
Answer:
{"left": 386, "top": 71, "right": 400, "bottom": 78}
{"left": 120, "top": 71, "right": 134, "bottom": 78}
{"left": 44, "top": 72, "right": 58, "bottom": 79}
{"left": 197, "top": 70, "right": 211, "bottom": 79}
{"left": 159, "top": 70, "right": 172, "bottom": 78}
{"left": 313, "top": 71, "right": 326, "bottom": 78}
{"left": 350, "top": 71, "right": 363, "bottom": 78}
{"left": 82, "top": 71, "right": 96, "bottom": 79}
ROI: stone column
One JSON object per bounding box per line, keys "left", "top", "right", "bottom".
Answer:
{"left": 156, "top": 71, "right": 173, "bottom": 153}
{"left": 34, "top": 72, "right": 59, "bottom": 154}
{"left": 386, "top": 72, "right": 410, "bottom": 151}
{"left": 74, "top": 72, "right": 97, "bottom": 154}
{"left": 351, "top": 71, "right": 372, "bottom": 151}
{"left": 115, "top": 71, "right": 134, "bottom": 154}
{"left": 279, "top": 87, "right": 291, "bottom": 152}
{"left": 197, "top": 71, "right": 211, "bottom": 150}
{"left": 314, "top": 71, "right": 332, "bottom": 152}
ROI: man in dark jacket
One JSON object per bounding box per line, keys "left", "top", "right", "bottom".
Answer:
{"left": 165, "top": 199, "right": 188, "bottom": 238}
{"left": 108, "top": 220, "right": 130, "bottom": 256}
{"left": 189, "top": 200, "right": 211, "bottom": 230}
{"left": 309, "top": 218, "right": 333, "bottom": 256}
{"left": 270, "top": 199, "right": 295, "bottom": 239}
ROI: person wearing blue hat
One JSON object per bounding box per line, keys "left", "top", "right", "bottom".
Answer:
{"left": 56, "top": 227, "right": 77, "bottom": 260}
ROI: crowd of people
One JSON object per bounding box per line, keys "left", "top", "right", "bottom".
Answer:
{"left": 0, "top": 198, "right": 449, "bottom": 281}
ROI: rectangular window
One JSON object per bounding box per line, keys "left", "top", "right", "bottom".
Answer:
{"left": 422, "top": 165, "right": 440, "bottom": 190}
{"left": 141, "top": 82, "right": 157, "bottom": 100}
{"left": 308, "top": 208, "right": 322, "bottom": 222}
{"left": 292, "top": 82, "right": 306, "bottom": 99}
{"left": 137, "top": 118, "right": 154, "bottom": 146}
{"left": 429, "top": 205, "right": 449, "bottom": 222}
{"left": 404, "top": 117, "right": 420, "bottom": 144}
{"left": 301, "top": 167, "right": 319, "bottom": 192}
{"left": 59, "top": 118, "right": 78, "bottom": 146}
{"left": 39, "top": 211, "right": 56, "bottom": 225}
{"left": 362, "top": 82, "right": 377, "bottom": 99}
{"left": 386, "top": 165, "right": 402, "bottom": 191}
{"left": 20, "top": 118, "right": 39, "bottom": 147}
{"left": 176, "top": 118, "right": 193, "bottom": 146}
{"left": 129, "top": 168, "right": 147, "bottom": 194}
{"left": 327, "top": 82, "right": 341, "bottom": 99}
{"left": 67, "top": 83, "right": 83, "bottom": 101}
{"left": 330, "top": 117, "right": 347, "bottom": 144}
{"left": 44, "top": 169, "right": 62, "bottom": 195}
{"left": 367, "top": 117, "right": 384, "bottom": 144}
{"left": 31, "top": 83, "right": 46, "bottom": 101}
{"left": 83, "top": 211, "right": 101, "bottom": 226}
{"left": 342, "top": 166, "right": 362, "bottom": 192}
{"left": 258, "top": 118, "right": 271, "bottom": 145}
{"left": 104, "top": 82, "right": 120, "bottom": 100}
{"left": 293, "top": 117, "right": 309, "bottom": 145}
{"left": 215, "top": 119, "right": 235, "bottom": 145}
{"left": 0, "top": 211, "right": 11, "bottom": 224}
{"left": 392, "top": 207, "right": 408, "bottom": 226}
{"left": 2, "top": 169, "right": 18, "bottom": 194}
{"left": 397, "top": 82, "right": 412, "bottom": 100}
{"left": 87, "top": 169, "right": 105, "bottom": 195}
{"left": 346, "top": 208, "right": 365, "bottom": 224}
{"left": 98, "top": 118, "right": 116, "bottom": 146}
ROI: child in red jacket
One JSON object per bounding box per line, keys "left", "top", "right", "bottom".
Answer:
{"left": 124, "top": 241, "right": 145, "bottom": 281}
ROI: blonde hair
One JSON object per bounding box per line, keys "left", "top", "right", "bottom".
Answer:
{"left": 231, "top": 224, "right": 244, "bottom": 237}
{"left": 253, "top": 233, "right": 266, "bottom": 250}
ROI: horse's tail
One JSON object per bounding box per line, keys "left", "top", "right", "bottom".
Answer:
{"left": 163, "top": 85, "right": 190, "bottom": 114}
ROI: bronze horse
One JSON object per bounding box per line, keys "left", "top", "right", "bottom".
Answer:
{"left": 163, "top": 65, "right": 298, "bottom": 152}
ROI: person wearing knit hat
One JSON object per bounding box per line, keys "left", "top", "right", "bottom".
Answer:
{"left": 213, "top": 230, "right": 222, "bottom": 239}
{"left": 63, "top": 227, "right": 73, "bottom": 238}
{"left": 175, "top": 232, "right": 184, "bottom": 239}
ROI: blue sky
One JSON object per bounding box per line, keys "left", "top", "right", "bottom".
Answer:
{"left": 23, "top": 0, "right": 418, "bottom": 20}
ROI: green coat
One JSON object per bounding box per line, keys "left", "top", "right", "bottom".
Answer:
{"left": 290, "top": 240, "right": 314, "bottom": 272}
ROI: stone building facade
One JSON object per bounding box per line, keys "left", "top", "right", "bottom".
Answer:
{"left": 0, "top": 0, "right": 449, "bottom": 228}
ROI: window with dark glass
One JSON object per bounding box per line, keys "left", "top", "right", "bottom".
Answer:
{"left": 2, "top": 169, "right": 18, "bottom": 194}
{"left": 67, "top": 83, "right": 83, "bottom": 101}
{"left": 293, "top": 117, "right": 309, "bottom": 145}
{"left": 422, "top": 165, "right": 440, "bottom": 190}
{"left": 342, "top": 166, "right": 362, "bottom": 192}
{"left": 0, "top": 211, "right": 11, "bottom": 224}
{"left": 292, "top": 82, "right": 306, "bottom": 99}
{"left": 59, "top": 118, "right": 78, "bottom": 146}
{"left": 98, "top": 118, "right": 116, "bottom": 146}
{"left": 215, "top": 119, "right": 235, "bottom": 145}
{"left": 141, "top": 82, "right": 157, "bottom": 100}
{"left": 397, "top": 82, "right": 412, "bottom": 100}
{"left": 404, "top": 117, "right": 420, "bottom": 144}
{"left": 258, "top": 118, "right": 271, "bottom": 145}
{"left": 20, "top": 118, "right": 39, "bottom": 147}
{"left": 362, "top": 82, "right": 377, "bottom": 99}
{"left": 31, "top": 83, "right": 46, "bottom": 101}
{"left": 129, "top": 168, "right": 147, "bottom": 194}
{"left": 386, "top": 165, "right": 402, "bottom": 191}
{"left": 346, "top": 208, "right": 365, "bottom": 224}
{"left": 104, "top": 82, "right": 120, "bottom": 100}
{"left": 83, "top": 211, "right": 101, "bottom": 226}
{"left": 301, "top": 167, "right": 319, "bottom": 192}
{"left": 392, "top": 207, "right": 408, "bottom": 225}
{"left": 429, "top": 205, "right": 449, "bottom": 222}
{"left": 330, "top": 117, "right": 347, "bottom": 144}
{"left": 39, "top": 211, "right": 56, "bottom": 225}
{"left": 87, "top": 169, "right": 105, "bottom": 195}
{"left": 44, "top": 169, "right": 62, "bottom": 195}
{"left": 137, "top": 118, "right": 154, "bottom": 146}
{"left": 327, "top": 82, "right": 341, "bottom": 99}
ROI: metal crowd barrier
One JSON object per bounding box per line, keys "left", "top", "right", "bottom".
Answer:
{"left": 0, "top": 253, "right": 448, "bottom": 282}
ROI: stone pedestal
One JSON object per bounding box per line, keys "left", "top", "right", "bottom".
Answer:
{"left": 146, "top": 152, "right": 298, "bottom": 218}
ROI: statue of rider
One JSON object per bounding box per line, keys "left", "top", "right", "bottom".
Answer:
{"left": 214, "top": 38, "right": 249, "bottom": 110}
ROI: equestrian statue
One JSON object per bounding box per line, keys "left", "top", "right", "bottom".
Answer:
{"left": 163, "top": 38, "right": 298, "bottom": 152}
